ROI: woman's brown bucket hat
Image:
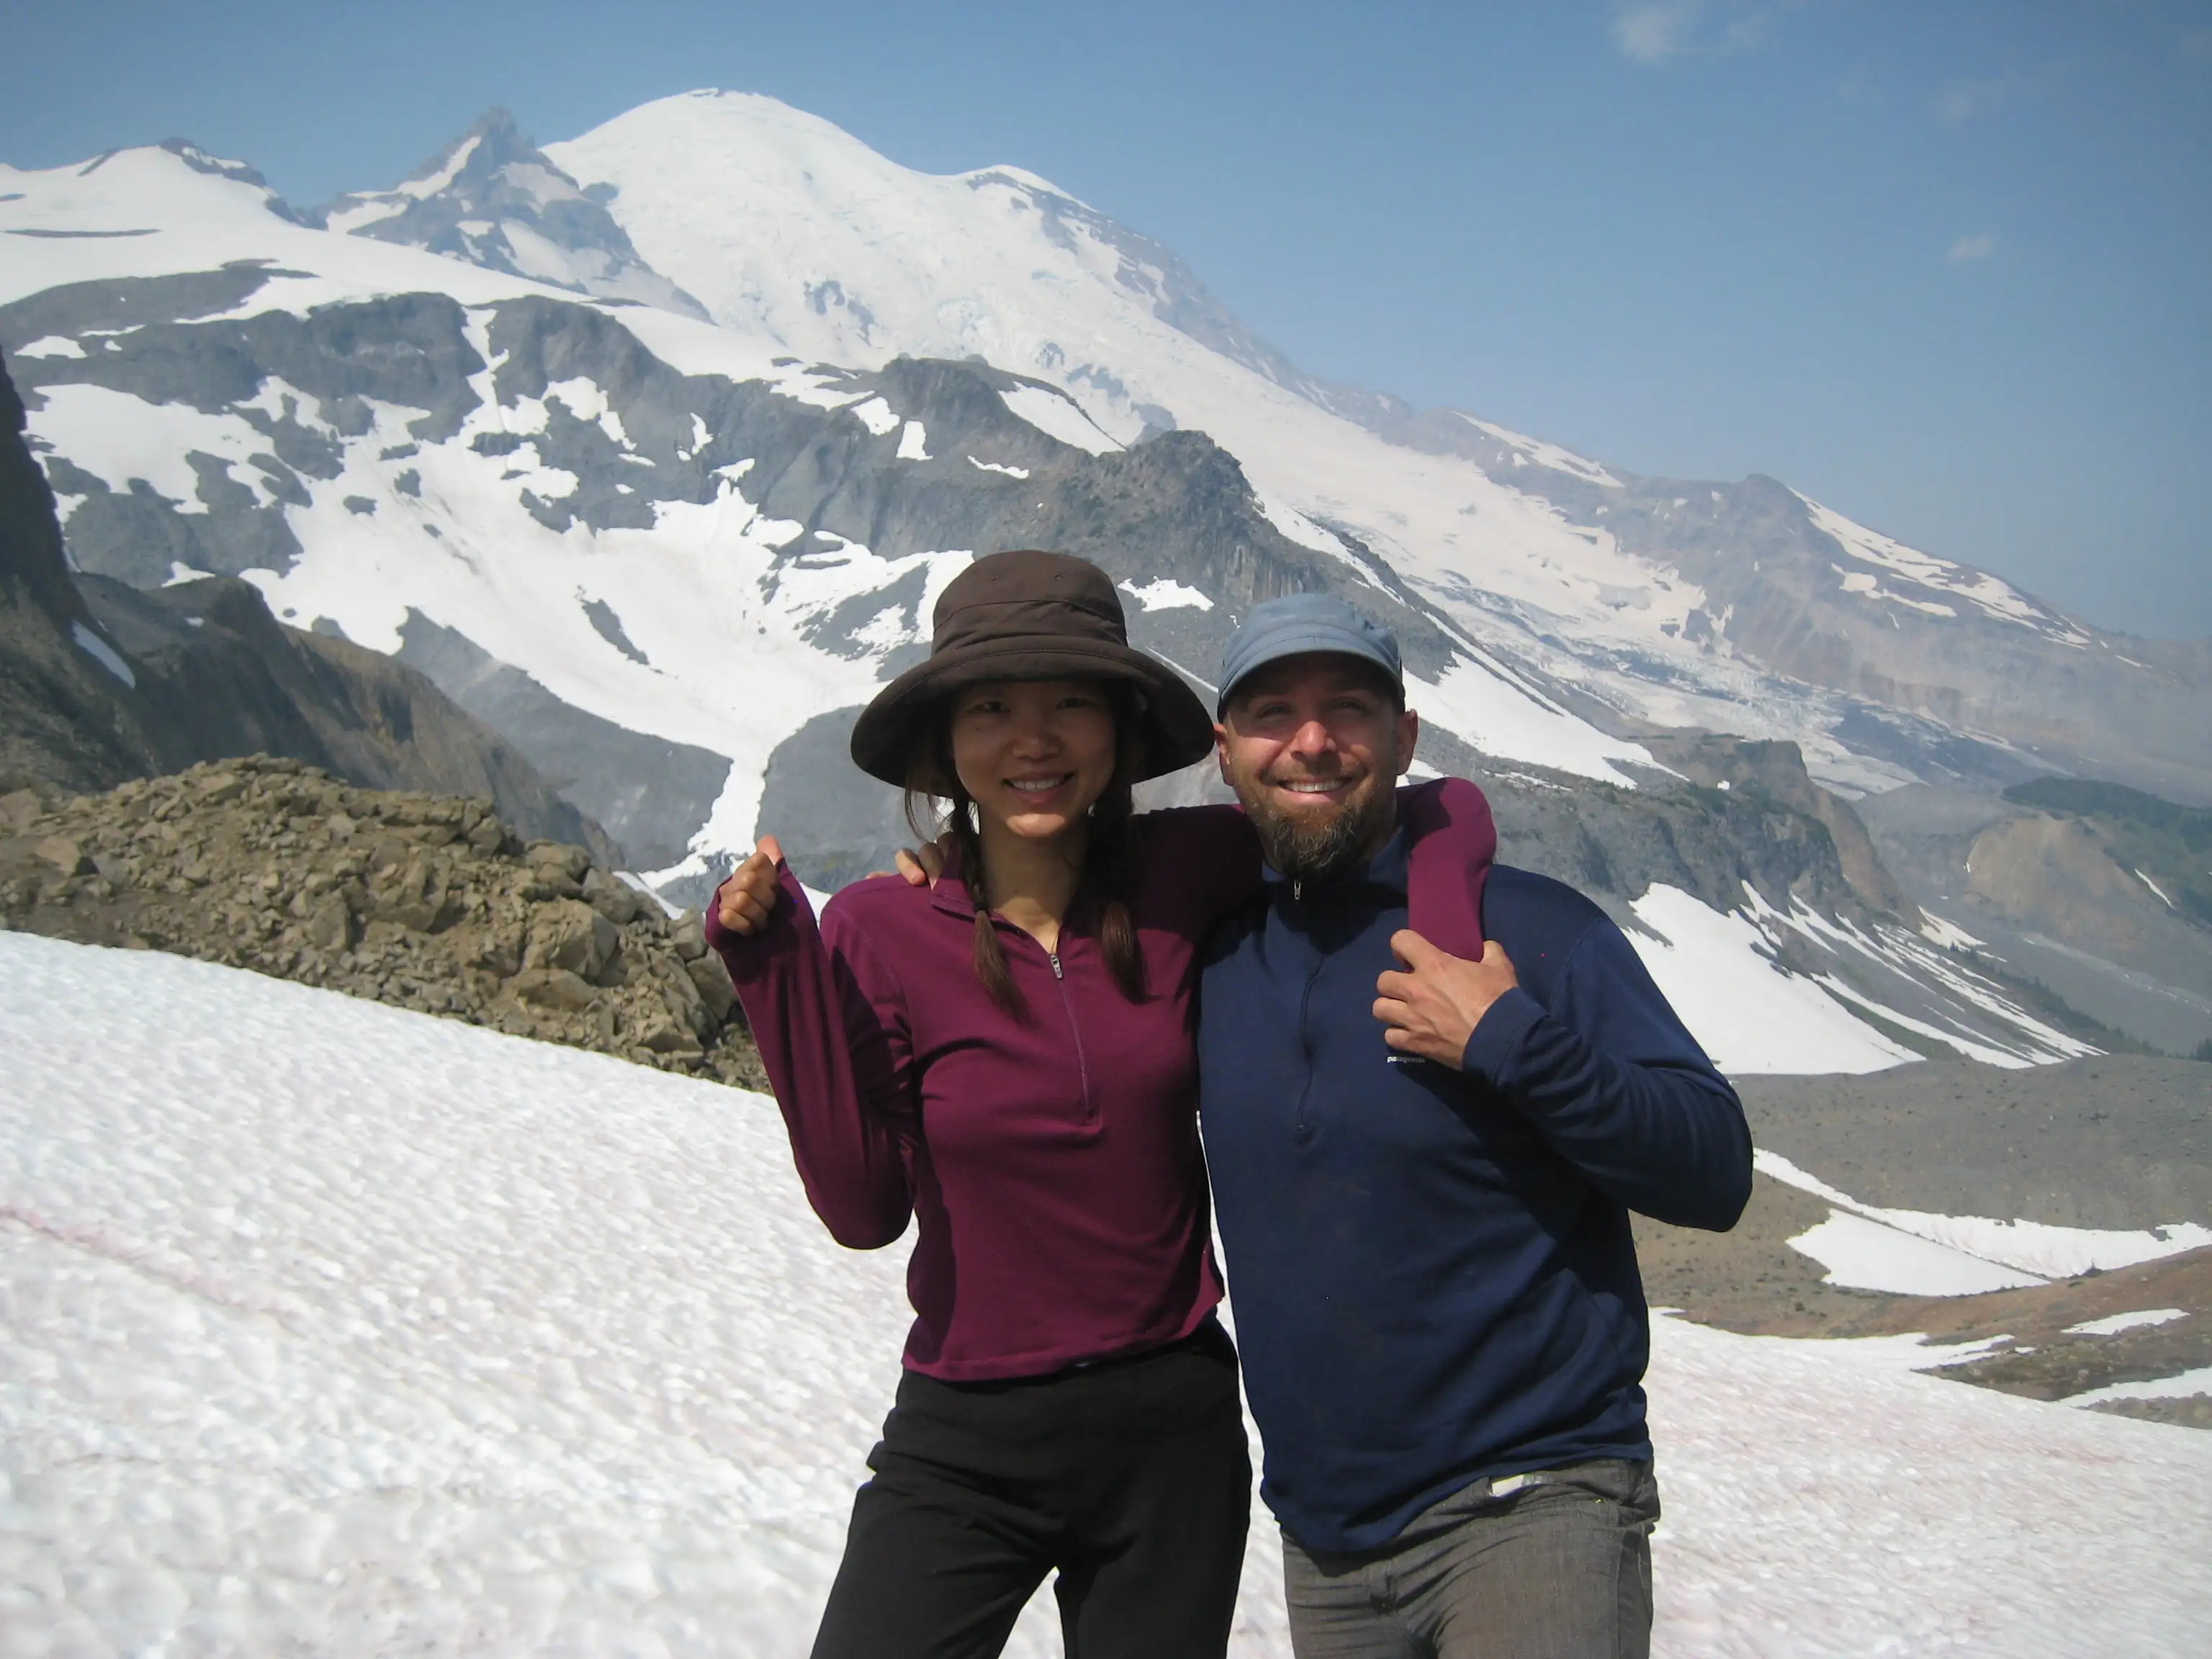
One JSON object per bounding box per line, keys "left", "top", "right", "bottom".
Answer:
{"left": 848, "top": 549, "right": 1215, "bottom": 786}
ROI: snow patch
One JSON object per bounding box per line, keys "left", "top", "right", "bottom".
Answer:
{"left": 2135, "top": 869, "right": 2177, "bottom": 909}
{"left": 1251, "top": 490, "right": 1352, "bottom": 557}
{"left": 1757, "top": 1150, "right": 2212, "bottom": 1280}
{"left": 895, "top": 419, "right": 930, "bottom": 461}
{"left": 1788, "top": 1209, "right": 2048, "bottom": 1296}
{"left": 1404, "top": 660, "right": 1650, "bottom": 790}
{"left": 966, "top": 456, "right": 1030, "bottom": 479}
{"left": 27, "top": 382, "right": 286, "bottom": 513}
{"left": 1920, "top": 914, "right": 1984, "bottom": 950}
{"left": 997, "top": 383, "right": 1120, "bottom": 454}
{"left": 1118, "top": 577, "right": 1214, "bottom": 613}
{"left": 70, "top": 621, "right": 135, "bottom": 687}
{"left": 2063, "top": 1366, "right": 2212, "bottom": 1411}
{"left": 2068, "top": 1309, "right": 2189, "bottom": 1338}
{"left": 13, "top": 334, "right": 85, "bottom": 359}
{"left": 1622, "top": 886, "right": 1915, "bottom": 1076}
{"left": 845, "top": 395, "right": 899, "bottom": 436}
{"left": 1457, "top": 415, "right": 1624, "bottom": 487}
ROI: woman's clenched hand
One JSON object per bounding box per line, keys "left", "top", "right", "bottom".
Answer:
{"left": 714, "top": 835, "right": 786, "bottom": 935}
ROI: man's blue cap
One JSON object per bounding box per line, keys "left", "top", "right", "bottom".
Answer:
{"left": 1216, "top": 593, "right": 1403, "bottom": 714}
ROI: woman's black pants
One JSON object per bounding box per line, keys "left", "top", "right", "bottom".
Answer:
{"left": 811, "top": 1319, "right": 1251, "bottom": 1659}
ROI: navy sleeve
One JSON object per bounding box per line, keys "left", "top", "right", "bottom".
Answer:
{"left": 1458, "top": 918, "right": 1753, "bottom": 1231}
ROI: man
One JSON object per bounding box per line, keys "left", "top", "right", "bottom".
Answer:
{"left": 1197, "top": 593, "right": 1753, "bottom": 1658}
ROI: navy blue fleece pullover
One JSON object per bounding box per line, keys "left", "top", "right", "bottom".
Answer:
{"left": 1197, "top": 831, "right": 1753, "bottom": 1553}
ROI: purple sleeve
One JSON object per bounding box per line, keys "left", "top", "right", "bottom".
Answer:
{"left": 705, "top": 867, "right": 916, "bottom": 1250}
{"left": 1403, "top": 775, "right": 1498, "bottom": 959}
{"left": 1139, "top": 779, "right": 1495, "bottom": 932}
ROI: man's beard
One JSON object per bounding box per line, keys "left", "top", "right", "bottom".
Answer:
{"left": 1233, "top": 766, "right": 1398, "bottom": 880}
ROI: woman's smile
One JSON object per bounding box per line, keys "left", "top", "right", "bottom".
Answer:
{"left": 951, "top": 679, "right": 1118, "bottom": 841}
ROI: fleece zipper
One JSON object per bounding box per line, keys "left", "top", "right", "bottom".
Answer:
{"left": 1287, "top": 878, "right": 1323, "bottom": 1143}
{"left": 994, "top": 918, "right": 1097, "bottom": 1125}
{"left": 1046, "top": 944, "right": 1097, "bottom": 1125}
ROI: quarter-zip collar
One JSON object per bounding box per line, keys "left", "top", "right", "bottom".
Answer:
{"left": 1261, "top": 822, "right": 1412, "bottom": 907}
{"left": 927, "top": 841, "right": 1100, "bottom": 938}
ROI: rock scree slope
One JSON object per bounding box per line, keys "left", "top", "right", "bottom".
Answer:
{"left": 0, "top": 754, "right": 765, "bottom": 1090}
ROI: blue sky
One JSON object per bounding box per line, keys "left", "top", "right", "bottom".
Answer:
{"left": 5, "top": 1, "right": 2208, "bottom": 637}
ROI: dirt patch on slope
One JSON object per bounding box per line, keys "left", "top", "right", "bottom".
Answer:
{"left": 1734, "top": 1058, "right": 2211, "bottom": 1228}
{"left": 1637, "top": 1192, "right": 2212, "bottom": 1421}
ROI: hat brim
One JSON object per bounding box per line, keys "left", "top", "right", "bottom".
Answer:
{"left": 849, "top": 634, "right": 1216, "bottom": 788}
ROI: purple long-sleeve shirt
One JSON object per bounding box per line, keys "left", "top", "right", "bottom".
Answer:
{"left": 707, "top": 781, "right": 1495, "bottom": 1382}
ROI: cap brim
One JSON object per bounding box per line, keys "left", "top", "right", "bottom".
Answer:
{"left": 1216, "top": 626, "right": 1403, "bottom": 714}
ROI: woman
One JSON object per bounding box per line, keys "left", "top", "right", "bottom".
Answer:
{"left": 708, "top": 549, "right": 1481, "bottom": 1658}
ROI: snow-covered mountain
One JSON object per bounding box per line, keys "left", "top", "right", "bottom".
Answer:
{"left": 1, "top": 94, "right": 2202, "bottom": 1063}
{"left": 545, "top": 91, "right": 2210, "bottom": 806}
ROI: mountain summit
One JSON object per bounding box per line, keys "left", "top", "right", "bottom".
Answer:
{"left": 321, "top": 108, "right": 709, "bottom": 320}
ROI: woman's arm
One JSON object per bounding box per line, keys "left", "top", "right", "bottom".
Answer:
{"left": 1402, "top": 775, "right": 1498, "bottom": 949}
{"left": 1138, "top": 778, "right": 1495, "bottom": 929}
{"left": 706, "top": 855, "right": 917, "bottom": 1250}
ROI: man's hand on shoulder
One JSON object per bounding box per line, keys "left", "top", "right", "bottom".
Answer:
{"left": 863, "top": 836, "right": 947, "bottom": 888}
{"left": 1372, "top": 930, "right": 1519, "bottom": 1069}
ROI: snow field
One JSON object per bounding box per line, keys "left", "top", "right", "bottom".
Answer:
{"left": 1, "top": 932, "right": 914, "bottom": 1655}
{"left": 197, "top": 338, "right": 976, "bottom": 876}
{"left": 1646, "top": 1316, "right": 2212, "bottom": 1655}
{"left": 6, "top": 932, "right": 2211, "bottom": 1656}
{"left": 70, "top": 621, "right": 135, "bottom": 688}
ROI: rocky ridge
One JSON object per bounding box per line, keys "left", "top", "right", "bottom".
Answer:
{"left": 0, "top": 349, "right": 619, "bottom": 859}
{"left": 0, "top": 755, "right": 765, "bottom": 1090}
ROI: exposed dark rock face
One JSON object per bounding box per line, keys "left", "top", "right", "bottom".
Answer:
{"left": 0, "top": 349, "right": 616, "bottom": 858}
{"left": 1640, "top": 732, "right": 1917, "bottom": 924}
{"left": 1, "top": 349, "right": 177, "bottom": 793}
{"left": 81, "top": 574, "right": 621, "bottom": 864}
{"left": 755, "top": 706, "right": 918, "bottom": 891}
{"left": 0, "top": 755, "right": 763, "bottom": 1089}
{"left": 1475, "top": 757, "right": 1875, "bottom": 930}
{"left": 395, "top": 612, "right": 729, "bottom": 873}
{"left": 1857, "top": 780, "right": 2212, "bottom": 1056}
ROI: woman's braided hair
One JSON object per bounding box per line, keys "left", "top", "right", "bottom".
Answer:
{"left": 902, "top": 681, "right": 1150, "bottom": 1017}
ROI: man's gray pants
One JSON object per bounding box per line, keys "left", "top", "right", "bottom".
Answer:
{"left": 1280, "top": 1459, "right": 1660, "bottom": 1659}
